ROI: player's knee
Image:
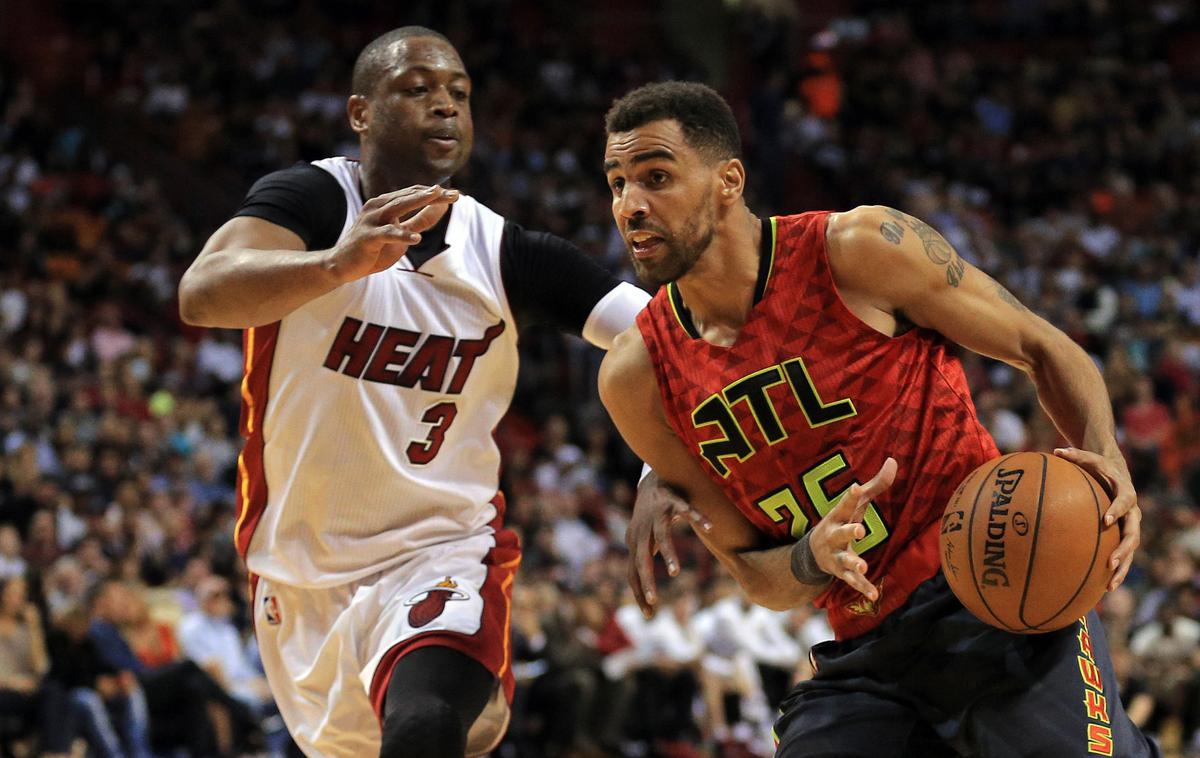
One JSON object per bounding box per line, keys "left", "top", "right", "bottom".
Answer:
{"left": 380, "top": 693, "right": 466, "bottom": 758}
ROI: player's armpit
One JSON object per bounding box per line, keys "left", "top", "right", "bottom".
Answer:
{"left": 599, "top": 328, "right": 820, "bottom": 612}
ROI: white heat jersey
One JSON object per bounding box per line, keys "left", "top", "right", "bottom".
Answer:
{"left": 236, "top": 157, "right": 519, "bottom": 588}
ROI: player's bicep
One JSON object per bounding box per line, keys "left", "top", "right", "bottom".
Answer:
{"left": 835, "top": 206, "right": 1056, "bottom": 373}
{"left": 599, "top": 330, "right": 761, "bottom": 554}
{"left": 908, "top": 260, "right": 1063, "bottom": 373}
{"left": 199, "top": 216, "right": 308, "bottom": 257}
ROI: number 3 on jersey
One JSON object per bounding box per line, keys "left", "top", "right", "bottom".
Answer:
{"left": 407, "top": 401, "right": 458, "bottom": 465}
{"left": 756, "top": 451, "right": 889, "bottom": 553}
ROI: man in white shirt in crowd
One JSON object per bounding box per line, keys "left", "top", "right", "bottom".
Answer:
{"left": 177, "top": 576, "right": 271, "bottom": 712}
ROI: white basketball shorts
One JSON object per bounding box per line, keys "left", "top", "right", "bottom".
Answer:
{"left": 252, "top": 526, "right": 520, "bottom": 757}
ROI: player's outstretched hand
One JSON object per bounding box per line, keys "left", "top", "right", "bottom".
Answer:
{"left": 808, "top": 457, "right": 897, "bottom": 601}
{"left": 325, "top": 185, "right": 459, "bottom": 283}
{"left": 626, "top": 470, "right": 713, "bottom": 619}
{"left": 1053, "top": 446, "right": 1140, "bottom": 591}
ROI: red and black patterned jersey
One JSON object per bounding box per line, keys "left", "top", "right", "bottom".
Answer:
{"left": 636, "top": 212, "right": 999, "bottom": 639}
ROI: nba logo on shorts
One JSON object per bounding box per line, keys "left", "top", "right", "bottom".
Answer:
{"left": 404, "top": 577, "right": 469, "bottom": 628}
{"left": 263, "top": 594, "right": 282, "bottom": 626}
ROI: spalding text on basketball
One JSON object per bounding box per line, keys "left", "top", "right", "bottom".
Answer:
{"left": 982, "top": 466, "right": 1026, "bottom": 588}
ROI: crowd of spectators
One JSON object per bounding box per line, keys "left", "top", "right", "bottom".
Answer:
{"left": 2, "top": 0, "right": 1200, "bottom": 756}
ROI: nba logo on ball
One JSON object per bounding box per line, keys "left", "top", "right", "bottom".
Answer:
{"left": 405, "top": 577, "right": 470, "bottom": 628}
{"left": 263, "top": 594, "right": 282, "bottom": 626}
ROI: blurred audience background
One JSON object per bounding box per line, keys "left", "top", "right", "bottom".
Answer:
{"left": 2, "top": 1, "right": 1199, "bottom": 756}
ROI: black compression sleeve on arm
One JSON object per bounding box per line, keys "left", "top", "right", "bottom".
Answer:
{"left": 499, "top": 221, "right": 621, "bottom": 334}
{"left": 233, "top": 163, "right": 346, "bottom": 250}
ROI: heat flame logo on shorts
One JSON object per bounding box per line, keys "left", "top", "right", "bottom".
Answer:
{"left": 404, "top": 577, "right": 470, "bottom": 628}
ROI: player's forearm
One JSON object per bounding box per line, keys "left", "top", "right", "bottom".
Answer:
{"left": 1027, "top": 333, "right": 1120, "bottom": 457}
{"left": 179, "top": 247, "right": 342, "bottom": 328}
{"left": 726, "top": 543, "right": 828, "bottom": 611}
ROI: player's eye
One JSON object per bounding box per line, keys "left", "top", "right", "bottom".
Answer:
{"left": 406, "top": 86, "right": 430, "bottom": 96}
{"left": 648, "top": 170, "right": 669, "bottom": 186}
{"left": 451, "top": 89, "right": 469, "bottom": 101}
{"left": 610, "top": 177, "right": 625, "bottom": 194}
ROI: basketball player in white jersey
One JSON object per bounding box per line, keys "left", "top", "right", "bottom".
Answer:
{"left": 178, "top": 27, "right": 652, "bottom": 758}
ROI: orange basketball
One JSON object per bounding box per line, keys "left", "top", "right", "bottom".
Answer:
{"left": 938, "top": 452, "right": 1119, "bottom": 633}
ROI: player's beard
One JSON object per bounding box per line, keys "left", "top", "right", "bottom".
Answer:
{"left": 628, "top": 195, "right": 717, "bottom": 289}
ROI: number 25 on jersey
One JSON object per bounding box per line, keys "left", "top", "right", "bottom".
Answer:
{"left": 757, "top": 451, "right": 889, "bottom": 553}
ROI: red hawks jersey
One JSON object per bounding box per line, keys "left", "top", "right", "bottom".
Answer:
{"left": 636, "top": 212, "right": 999, "bottom": 639}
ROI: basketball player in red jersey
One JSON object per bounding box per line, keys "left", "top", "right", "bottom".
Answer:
{"left": 179, "top": 27, "right": 655, "bottom": 758}
{"left": 599, "top": 82, "right": 1158, "bottom": 756}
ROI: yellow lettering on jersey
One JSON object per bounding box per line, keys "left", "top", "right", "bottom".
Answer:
{"left": 782, "top": 357, "right": 857, "bottom": 428}
{"left": 755, "top": 485, "right": 809, "bottom": 539}
{"left": 690, "top": 356, "right": 856, "bottom": 476}
{"left": 801, "top": 452, "right": 889, "bottom": 553}
{"left": 692, "top": 393, "right": 754, "bottom": 478}
{"left": 723, "top": 366, "right": 788, "bottom": 444}
{"left": 754, "top": 452, "right": 889, "bottom": 555}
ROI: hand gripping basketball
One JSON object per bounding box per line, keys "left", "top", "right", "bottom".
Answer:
{"left": 325, "top": 185, "right": 460, "bottom": 284}
{"left": 808, "top": 457, "right": 897, "bottom": 602}
{"left": 1053, "top": 446, "right": 1140, "bottom": 591}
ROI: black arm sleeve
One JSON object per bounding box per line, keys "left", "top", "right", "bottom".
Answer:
{"left": 233, "top": 163, "right": 347, "bottom": 251}
{"left": 499, "top": 221, "right": 623, "bottom": 335}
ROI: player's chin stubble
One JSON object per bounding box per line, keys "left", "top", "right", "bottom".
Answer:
{"left": 630, "top": 222, "right": 715, "bottom": 289}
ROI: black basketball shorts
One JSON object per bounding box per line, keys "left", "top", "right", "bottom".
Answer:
{"left": 774, "top": 572, "right": 1160, "bottom": 758}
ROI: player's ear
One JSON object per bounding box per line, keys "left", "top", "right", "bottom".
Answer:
{"left": 347, "top": 95, "right": 370, "bottom": 134}
{"left": 718, "top": 158, "right": 745, "bottom": 205}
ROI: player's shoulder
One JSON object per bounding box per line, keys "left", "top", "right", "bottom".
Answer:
{"left": 824, "top": 205, "right": 897, "bottom": 248}
{"left": 454, "top": 192, "right": 500, "bottom": 224}
{"left": 605, "top": 326, "right": 653, "bottom": 374}
{"left": 247, "top": 160, "right": 344, "bottom": 197}
{"left": 598, "top": 326, "right": 655, "bottom": 403}
{"left": 823, "top": 205, "right": 921, "bottom": 274}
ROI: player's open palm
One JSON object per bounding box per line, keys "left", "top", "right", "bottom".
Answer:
{"left": 327, "top": 185, "right": 459, "bottom": 283}
{"left": 809, "top": 457, "right": 897, "bottom": 601}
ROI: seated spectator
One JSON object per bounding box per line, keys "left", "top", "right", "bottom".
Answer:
{"left": 87, "top": 577, "right": 259, "bottom": 756}
{"left": 123, "top": 589, "right": 180, "bottom": 669}
{"left": 607, "top": 580, "right": 704, "bottom": 755}
{"left": 1130, "top": 587, "right": 1200, "bottom": 659}
{"left": 177, "top": 576, "right": 270, "bottom": 711}
{"left": 47, "top": 605, "right": 152, "bottom": 758}
{"left": 0, "top": 575, "right": 69, "bottom": 758}
{"left": 44, "top": 554, "right": 88, "bottom": 621}
{"left": 690, "top": 578, "right": 773, "bottom": 755}
{"left": 0, "top": 525, "right": 26, "bottom": 579}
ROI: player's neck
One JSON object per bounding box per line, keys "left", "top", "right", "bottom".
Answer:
{"left": 359, "top": 155, "right": 451, "bottom": 200}
{"left": 675, "top": 210, "right": 762, "bottom": 339}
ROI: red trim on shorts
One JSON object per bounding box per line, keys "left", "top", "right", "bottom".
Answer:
{"left": 247, "top": 573, "right": 260, "bottom": 632}
{"left": 234, "top": 322, "right": 280, "bottom": 561}
{"left": 369, "top": 492, "right": 521, "bottom": 721}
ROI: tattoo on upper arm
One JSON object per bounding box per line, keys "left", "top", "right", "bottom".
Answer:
{"left": 882, "top": 208, "right": 966, "bottom": 287}
{"left": 879, "top": 221, "right": 904, "bottom": 245}
{"left": 989, "top": 276, "right": 1030, "bottom": 313}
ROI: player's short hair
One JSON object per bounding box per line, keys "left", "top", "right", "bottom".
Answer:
{"left": 605, "top": 81, "right": 742, "bottom": 162}
{"left": 352, "top": 26, "right": 454, "bottom": 96}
